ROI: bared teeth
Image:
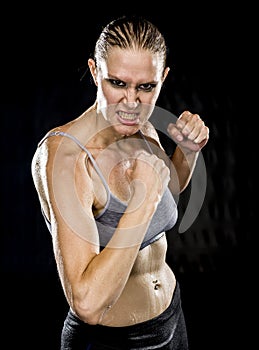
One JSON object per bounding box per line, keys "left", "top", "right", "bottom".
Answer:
{"left": 118, "top": 111, "right": 137, "bottom": 120}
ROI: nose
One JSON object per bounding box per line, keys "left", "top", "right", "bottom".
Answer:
{"left": 123, "top": 87, "right": 139, "bottom": 108}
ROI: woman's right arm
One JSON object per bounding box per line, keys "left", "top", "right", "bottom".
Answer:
{"left": 31, "top": 137, "right": 169, "bottom": 325}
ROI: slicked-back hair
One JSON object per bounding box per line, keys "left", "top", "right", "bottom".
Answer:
{"left": 94, "top": 15, "right": 167, "bottom": 69}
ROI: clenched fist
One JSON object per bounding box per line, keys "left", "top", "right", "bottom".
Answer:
{"left": 167, "top": 111, "right": 209, "bottom": 152}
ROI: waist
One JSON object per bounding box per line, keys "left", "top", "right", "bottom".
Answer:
{"left": 65, "top": 281, "right": 183, "bottom": 349}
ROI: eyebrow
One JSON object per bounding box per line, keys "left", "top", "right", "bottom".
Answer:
{"left": 106, "top": 75, "right": 158, "bottom": 85}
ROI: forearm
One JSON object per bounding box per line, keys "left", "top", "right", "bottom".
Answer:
{"left": 170, "top": 146, "right": 199, "bottom": 193}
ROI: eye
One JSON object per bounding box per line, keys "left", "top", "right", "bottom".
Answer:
{"left": 138, "top": 83, "right": 157, "bottom": 92}
{"left": 108, "top": 79, "right": 126, "bottom": 87}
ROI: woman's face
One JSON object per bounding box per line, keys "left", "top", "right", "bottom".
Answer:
{"left": 89, "top": 47, "right": 168, "bottom": 136}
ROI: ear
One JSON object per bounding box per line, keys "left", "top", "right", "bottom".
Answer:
{"left": 162, "top": 67, "right": 170, "bottom": 82}
{"left": 88, "top": 58, "right": 98, "bottom": 86}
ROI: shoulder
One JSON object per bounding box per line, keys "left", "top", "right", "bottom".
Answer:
{"left": 31, "top": 126, "right": 90, "bottom": 191}
{"left": 31, "top": 128, "right": 95, "bottom": 211}
{"left": 33, "top": 103, "right": 97, "bottom": 168}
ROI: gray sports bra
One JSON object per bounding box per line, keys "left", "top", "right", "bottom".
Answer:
{"left": 39, "top": 131, "right": 178, "bottom": 250}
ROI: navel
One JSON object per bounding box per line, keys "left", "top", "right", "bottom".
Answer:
{"left": 152, "top": 279, "right": 161, "bottom": 290}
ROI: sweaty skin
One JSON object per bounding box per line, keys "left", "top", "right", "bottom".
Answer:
{"left": 32, "top": 103, "right": 176, "bottom": 326}
{"left": 32, "top": 46, "right": 209, "bottom": 327}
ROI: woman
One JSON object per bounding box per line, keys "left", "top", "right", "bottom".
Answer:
{"left": 31, "top": 15, "right": 209, "bottom": 349}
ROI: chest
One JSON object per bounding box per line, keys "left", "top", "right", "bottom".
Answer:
{"left": 89, "top": 139, "right": 147, "bottom": 205}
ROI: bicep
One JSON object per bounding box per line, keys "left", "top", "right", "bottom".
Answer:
{"left": 40, "top": 141, "right": 100, "bottom": 282}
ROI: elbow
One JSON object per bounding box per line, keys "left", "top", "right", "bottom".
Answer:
{"left": 72, "top": 296, "right": 111, "bottom": 325}
{"left": 72, "top": 298, "right": 100, "bottom": 325}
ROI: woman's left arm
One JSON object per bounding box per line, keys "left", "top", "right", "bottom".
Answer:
{"left": 167, "top": 111, "right": 209, "bottom": 194}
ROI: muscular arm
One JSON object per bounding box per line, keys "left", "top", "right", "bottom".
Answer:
{"left": 167, "top": 110, "right": 209, "bottom": 194}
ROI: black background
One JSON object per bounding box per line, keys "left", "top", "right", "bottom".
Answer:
{"left": 1, "top": 3, "right": 256, "bottom": 349}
